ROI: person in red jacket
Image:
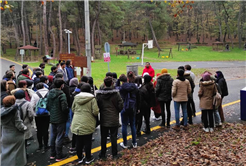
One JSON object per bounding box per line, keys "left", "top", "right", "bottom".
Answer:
{"left": 142, "top": 62, "right": 155, "bottom": 80}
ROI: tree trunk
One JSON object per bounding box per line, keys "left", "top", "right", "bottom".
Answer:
{"left": 148, "top": 19, "right": 161, "bottom": 51}
{"left": 48, "top": 1, "right": 56, "bottom": 58}
{"left": 9, "top": 12, "right": 20, "bottom": 61}
{"left": 97, "top": 21, "right": 101, "bottom": 45}
{"left": 238, "top": 2, "right": 243, "bottom": 48}
{"left": 48, "top": 1, "right": 52, "bottom": 47}
{"left": 39, "top": 3, "right": 43, "bottom": 55}
{"left": 36, "top": 2, "right": 39, "bottom": 48}
{"left": 43, "top": 0, "right": 49, "bottom": 55}
{"left": 58, "top": 0, "right": 63, "bottom": 54}
{"left": 91, "top": 19, "right": 97, "bottom": 58}
{"left": 24, "top": 9, "right": 31, "bottom": 57}
{"left": 21, "top": 0, "right": 25, "bottom": 46}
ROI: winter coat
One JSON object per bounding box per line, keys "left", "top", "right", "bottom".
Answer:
{"left": 185, "top": 70, "right": 195, "bottom": 82}
{"left": 118, "top": 82, "right": 139, "bottom": 112}
{"left": 96, "top": 88, "right": 123, "bottom": 127}
{"left": 1, "top": 105, "right": 27, "bottom": 166}
{"left": 184, "top": 73, "right": 195, "bottom": 95}
{"left": 172, "top": 78, "right": 191, "bottom": 102}
{"left": 49, "top": 83, "right": 71, "bottom": 107}
{"left": 155, "top": 73, "right": 173, "bottom": 102}
{"left": 71, "top": 92, "right": 99, "bottom": 135}
{"left": 139, "top": 84, "right": 154, "bottom": 110}
{"left": 7, "top": 80, "right": 16, "bottom": 92}
{"left": 34, "top": 77, "right": 41, "bottom": 88}
{"left": 17, "top": 74, "right": 32, "bottom": 86}
{"left": 70, "top": 88, "right": 80, "bottom": 107}
{"left": 66, "top": 66, "right": 74, "bottom": 81}
{"left": 142, "top": 65, "right": 155, "bottom": 78}
{"left": 30, "top": 88, "right": 49, "bottom": 116}
{"left": 216, "top": 75, "right": 228, "bottom": 98}
{"left": 11, "top": 88, "right": 35, "bottom": 101}
{"left": 1, "top": 91, "right": 9, "bottom": 107}
{"left": 57, "top": 68, "right": 68, "bottom": 82}
{"left": 46, "top": 88, "right": 69, "bottom": 124}
{"left": 49, "top": 71, "right": 56, "bottom": 77}
{"left": 15, "top": 98, "right": 35, "bottom": 140}
{"left": 198, "top": 80, "right": 217, "bottom": 110}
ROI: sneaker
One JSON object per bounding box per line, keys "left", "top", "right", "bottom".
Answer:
{"left": 132, "top": 143, "right": 137, "bottom": 148}
{"left": 50, "top": 156, "right": 55, "bottom": 160}
{"left": 172, "top": 125, "right": 180, "bottom": 131}
{"left": 78, "top": 155, "right": 85, "bottom": 164}
{"left": 218, "top": 122, "right": 222, "bottom": 127}
{"left": 42, "top": 146, "right": 50, "bottom": 153}
{"left": 36, "top": 146, "right": 43, "bottom": 152}
{"left": 203, "top": 128, "right": 209, "bottom": 133}
{"left": 92, "top": 137, "right": 95, "bottom": 141}
{"left": 117, "top": 134, "right": 120, "bottom": 139}
{"left": 120, "top": 142, "right": 128, "bottom": 149}
{"left": 155, "top": 117, "right": 162, "bottom": 121}
{"left": 209, "top": 128, "right": 214, "bottom": 133}
{"left": 69, "top": 147, "right": 76, "bottom": 151}
{"left": 69, "top": 150, "right": 76, "bottom": 154}
{"left": 85, "top": 157, "right": 95, "bottom": 164}
{"left": 56, "top": 154, "right": 67, "bottom": 162}
{"left": 63, "top": 137, "right": 71, "bottom": 145}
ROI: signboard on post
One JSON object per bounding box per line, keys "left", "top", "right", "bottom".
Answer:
{"left": 20, "top": 49, "right": 25, "bottom": 63}
{"left": 103, "top": 53, "right": 111, "bottom": 62}
{"left": 148, "top": 40, "right": 153, "bottom": 49}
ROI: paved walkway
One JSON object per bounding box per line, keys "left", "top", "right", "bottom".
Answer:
{"left": 134, "top": 61, "right": 246, "bottom": 69}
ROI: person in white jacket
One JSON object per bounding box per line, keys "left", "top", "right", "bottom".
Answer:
{"left": 30, "top": 83, "right": 50, "bottom": 153}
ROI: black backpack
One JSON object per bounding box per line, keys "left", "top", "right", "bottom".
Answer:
{"left": 18, "top": 101, "right": 33, "bottom": 123}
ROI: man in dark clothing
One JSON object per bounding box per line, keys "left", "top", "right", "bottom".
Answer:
{"left": 17, "top": 64, "right": 29, "bottom": 78}
{"left": 66, "top": 60, "right": 74, "bottom": 82}
{"left": 33, "top": 71, "right": 43, "bottom": 90}
{"left": 39, "top": 63, "right": 45, "bottom": 75}
{"left": 156, "top": 68, "right": 173, "bottom": 128}
{"left": 49, "top": 73, "right": 71, "bottom": 144}
{"left": 47, "top": 78, "right": 69, "bottom": 161}
{"left": 99, "top": 72, "right": 113, "bottom": 90}
{"left": 215, "top": 71, "right": 228, "bottom": 123}
{"left": 49, "top": 66, "right": 58, "bottom": 77}
{"left": 96, "top": 77, "right": 123, "bottom": 159}
{"left": 17, "top": 69, "right": 32, "bottom": 86}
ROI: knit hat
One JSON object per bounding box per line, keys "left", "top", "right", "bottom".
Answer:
{"left": 48, "top": 75, "right": 53, "bottom": 83}
{"left": 3, "top": 95, "right": 16, "bottom": 107}
{"left": 161, "top": 68, "right": 168, "bottom": 74}
{"left": 143, "top": 72, "right": 149, "bottom": 77}
{"left": 14, "top": 90, "right": 25, "bottom": 99}
{"left": 144, "top": 75, "right": 152, "bottom": 84}
{"left": 202, "top": 73, "right": 211, "bottom": 81}
{"left": 69, "top": 77, "right": 79, "bottom": 87}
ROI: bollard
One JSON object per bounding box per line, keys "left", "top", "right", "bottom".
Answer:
{"left": 240, "top": 87, "right": 246, "bottom": 121}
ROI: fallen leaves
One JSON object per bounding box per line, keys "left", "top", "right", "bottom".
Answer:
{"left": 94, "top": 123, "right": 246, "bottom": 166}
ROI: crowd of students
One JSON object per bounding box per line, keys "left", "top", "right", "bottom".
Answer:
{"left": 1, "top": 61, "right": 228, "bottom": 165}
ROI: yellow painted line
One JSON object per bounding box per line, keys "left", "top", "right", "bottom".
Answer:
{"left": 49, "top": 99, "right": 240, "bottom": 166}
{"left": 1, "top": 57, "right": 33, "bottom": 76}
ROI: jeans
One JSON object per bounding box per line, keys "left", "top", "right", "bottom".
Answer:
{"left": 136, "top": 108, "right": 151, "bottom": 133}
{"left": 214, "top": 110, "right": 221, "bottom": 125}
{"left": 50, "top": 123, "right": 66, "bottom": 158}
{"left": 121, "top": 110, "right": 136, "bottom": 145}
{"left": 174, "top": 101, "right": 187, "bottom": 126}
{"left": 218, "top": 97, "right": 225, "bottom": 122}
{"left": 159, "top": 100, "right": 171, "bottom": 126}
{"left": 100, "top": 126, "right": 118, "bottom": 156}
{"left": 202, "top": 110, "right": 214, "bottom": 128}
{"left": 76, "top": 134, "right": 92, "bottom": 160}
{"left": 65, "top": 109, "right": 72, "bottom": 137}
{"left": 35, "top": 116, "right": 50, "bottom": 148}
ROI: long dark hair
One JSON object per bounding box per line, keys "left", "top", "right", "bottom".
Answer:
{"left": 127, "top": 71, "right": 135, "bottom": 83}
{"left": 1, "top": 80, "right": 7, "bottom": 92}
{"left": 135, "top": 76, "right": 142, "bottom": 87}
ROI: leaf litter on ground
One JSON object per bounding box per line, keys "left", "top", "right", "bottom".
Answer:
{"left": 94, "top": 123, "right": 246, "bottom": 166}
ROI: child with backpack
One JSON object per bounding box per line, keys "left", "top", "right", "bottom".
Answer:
{"left": 30, "top": 83, "right": 50, "bottom": 152}
{"left": 117, "top": 72, "right": 139, "bottom": 149}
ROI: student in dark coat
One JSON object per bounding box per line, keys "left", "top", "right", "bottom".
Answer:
{"left": 96, "top": 77, "right": 123, "bottom": 159}
{"left": 215, "top": 71, "right": 228, "bottom": 123}
{"left": 155, "top": 68, "right": 173, "bottom": 127}
{"left": 137, "top": 75, "right": 155, "bottom": 136}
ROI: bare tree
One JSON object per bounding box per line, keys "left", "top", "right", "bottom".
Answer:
{"left": 21, "top": 0, "right": 25, "bottom": 46}
{"left": 43, "top": 0, "right": 49, "bottom": 55}
{"left": 48, "top": 1, "right": 56, "bottom": 58}
{"left": 58, "top": 0, "right": 63, "bottom": 54}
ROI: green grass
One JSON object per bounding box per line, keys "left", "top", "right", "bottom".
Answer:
{"left": 2, "top": 45, "right": 245, "bottom": 86}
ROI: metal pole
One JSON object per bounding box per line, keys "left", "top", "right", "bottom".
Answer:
{"left": 85, "top": 0, "right": 91, "bottom": 76}
{"left": 68, "top": 33, "right": 70, "bottom": 54}
{"left": 107, "top": 62, "right": 110, "bottom": 72}
{"left": 21, "top": 54, "right": 23, "bottom": 63}
{"left": 141, "top": 43, "right": 147, "bottom": 66}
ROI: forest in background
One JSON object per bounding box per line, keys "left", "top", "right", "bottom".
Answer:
{"left": 1, "top": 0, "right": 246, "bottom": 60}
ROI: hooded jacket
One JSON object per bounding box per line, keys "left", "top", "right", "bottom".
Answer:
{"left": 215, "top": 71, "right": 228, "bottom": 98}
{"left": 1, "top": 105, "right": 27, "bottom": 166}
{"left": 1, "top": 91, "right": 9, "bottom": 107}
{"left": 71, "top": 92, "right": 99, "bottom": 135}
{"left": 7, "top": 80, "right": 16, "bottom": 92}
{"left": 198, "top": 80, "right": 216, "bottom": 110}
{"left": 184, "top": 72, "right": 195, "bottom": 95}
{"left": 172, "top": 78, "right": 191, "bottom": 102}
{"left": 119, "top": 82, "right": 139, "bottom": 112}
{"left": 96, "top": 88, "right": 123, "bottom": 127}
{"left": 155, "top": 73, "right": 173, "bottom": 102}
{"left": 46, "top": 88, "right": 69, "bottom": 124}
{"left": 142, "top": 65, "right": 155, "bottom": 78}
{"left": 30, "top": 88, "right": 49, "bottom": 116}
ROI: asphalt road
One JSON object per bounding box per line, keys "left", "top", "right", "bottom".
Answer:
{"left": 1, "top": 58, "right": 245, "bottom": 166}
{"left": 0, "top": 58, "right": 23, "bottom": 79}
{"left": 134, "top": 61, "right": 246, "bottom": 69}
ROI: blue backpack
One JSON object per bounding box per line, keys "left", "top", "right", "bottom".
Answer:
{"left": 124, "top": 92, "right": 137, "bottom": 112}
{"left": 35, "top": 92, "right": 49, "bottom": 115}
